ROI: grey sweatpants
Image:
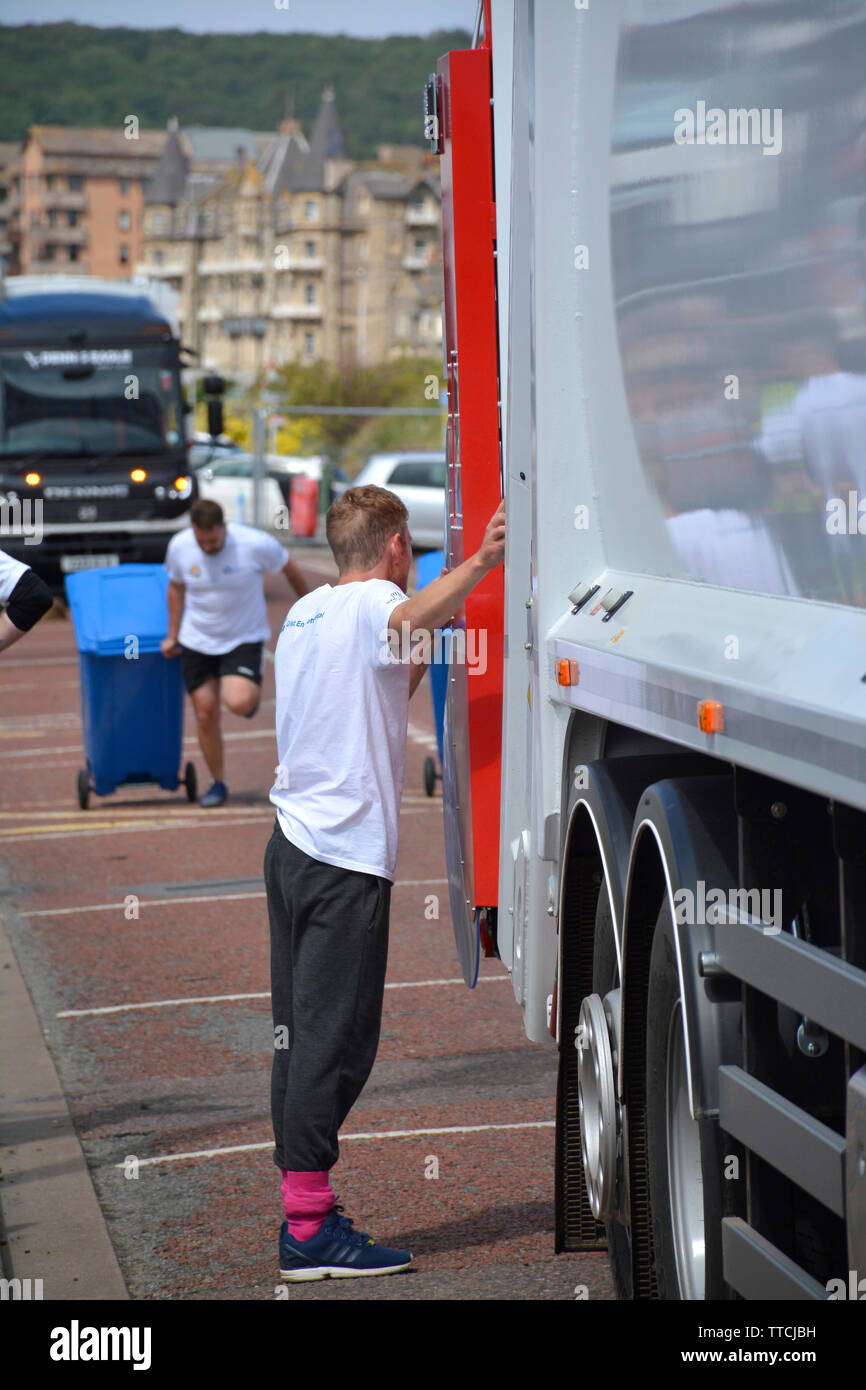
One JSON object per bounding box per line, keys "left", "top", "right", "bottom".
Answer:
{"left": 264, "top": 820, "right": 391, "bottom": 1172}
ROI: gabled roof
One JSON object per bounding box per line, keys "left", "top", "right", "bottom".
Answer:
{"left": 294, "top": 86, "right": 349, "bottom": 191}
{"left": 144, "top": 128, "right": 189, "bottom": 206}
{"left": 258, "top": 126, "right": 311, "bottom": 196}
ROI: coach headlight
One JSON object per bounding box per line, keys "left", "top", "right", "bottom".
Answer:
{"left": 169, "top": 475, "right": 192, "bottom": 499}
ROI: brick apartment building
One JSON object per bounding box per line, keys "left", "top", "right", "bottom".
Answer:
{"left": 2, "top": 126, "right": 164, "bottom": 277}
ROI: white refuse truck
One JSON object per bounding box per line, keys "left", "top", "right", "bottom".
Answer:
{"left": 431, "top": 0, "right": 866, "bottom": 1300}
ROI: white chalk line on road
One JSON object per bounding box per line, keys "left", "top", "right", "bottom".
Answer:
{"left": 57, "top": 975, "right": 508, "bottom": 1018}
{"left": 21, "top": 878, "right": 449, "bottom": 918}
{"left": 0, "top": 719, "right": 437, "bottom": 762}
{"left": 116, "top": 1119, "right": 554, "bottom": 1169}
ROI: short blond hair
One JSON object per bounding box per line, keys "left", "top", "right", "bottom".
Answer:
{"left": 326, "top": 485, "right": 409, "bottom": 573}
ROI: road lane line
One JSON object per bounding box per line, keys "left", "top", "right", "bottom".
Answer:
{"left": 20, "top": 878, "right": 449, "bottom": 917}
{"left": 116, "top": 1119, "right": 555, "bottom": 1168}
{"left": 0, "top": 815, "right": 277, "bottom": 843}
{"left": 56, "top": 975, "right": 508, "bottom": 1017}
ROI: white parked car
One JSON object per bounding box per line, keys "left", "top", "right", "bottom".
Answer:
{"left": 350, "top": 451, "right": 446, "bottom": 549}
{"left": 195, "top": 454, "right": 287, "bottom": 529}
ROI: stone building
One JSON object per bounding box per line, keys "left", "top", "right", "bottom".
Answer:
{"left": 137, "top": 90, "right": 443, "bottom": 376}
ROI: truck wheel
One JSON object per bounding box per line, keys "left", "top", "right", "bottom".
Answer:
{"left": 184, "top": 761, "right": 197, "bottom": 803}
{"left": 592, "top": 880, "right": 632, "bottom": 1300}
{"left": 77, "top": 769, "right": 90, "bottom": 811}
{"left": 645, "top": 898, "right": 726, "bottom": 1299}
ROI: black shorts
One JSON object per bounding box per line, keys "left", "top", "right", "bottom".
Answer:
{"left": 179, "top": 641, "right": 264, "bottom": 695}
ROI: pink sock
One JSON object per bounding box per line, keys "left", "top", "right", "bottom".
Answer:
{"left": 281, "top": 1169, "right": 335, "bottom": 1241}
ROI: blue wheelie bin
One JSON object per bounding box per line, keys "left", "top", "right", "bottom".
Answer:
{"left": 415, "top": 549, "right": 447, "bottom": 796}
{"left": 65, "top": 563, "right": 197, "bottom": 809}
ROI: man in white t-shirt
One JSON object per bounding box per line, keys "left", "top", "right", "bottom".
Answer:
{"left": 266, "top": 483, "right": 505, "bottom": 1282}
{"left": 162, "top": 498, "right": 309, "bottom": 807}
{"left": 0, "top": 549, "right": 53, "bottom": 655}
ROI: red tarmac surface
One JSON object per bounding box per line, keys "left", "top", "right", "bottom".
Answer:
{"left": 0, "top": 550, "right": 614, "bottom": 1301}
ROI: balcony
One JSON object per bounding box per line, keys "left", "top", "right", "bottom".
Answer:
{"left": 197, "top": 258, "right": 265, "bottom": 275}
{"left": 270, "top": 302, "right": 322, "bottom": 320}
{"left": 137, "top": 260, "right": 187, "bottom": 278}
{"left": 31, "top": 224, "right": 88, "bottom": 247}
{"left": 26, "top": 259, "right": 90, "bottom": 274}
{"left": 402, "top": 252, "right": 431, "bottom": 271}
{"left": 43, "top": 189, "right": 87, "bottom": 212}
{"left": 274, "top": 255, "right": 325, "bottom": 273}
{"left": 405, "top": 205, "right": 439, "bottom": 227}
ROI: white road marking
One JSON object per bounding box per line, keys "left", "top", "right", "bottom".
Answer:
{"left": 116, "top": 1119, "right": 554, "bottom": 1168}
{"left": 21, "top": 878, "right": 449, "bottom": 918}
{"left": 57, "top": 975, "right": 508, "bottom": 1018}
{"left": 0, "top": 814, "right": 277, "bottom": 844}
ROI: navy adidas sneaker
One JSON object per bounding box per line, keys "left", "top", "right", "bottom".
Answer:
{"left": 199, "top": 780, "right": 228, "bottom": 808}
{"left": 279, "top": 1205, "right": 413, "bottom": 1281}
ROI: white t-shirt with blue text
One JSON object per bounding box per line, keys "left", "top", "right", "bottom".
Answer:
{"left": 164, "top": 522, "right": 290, "bottom": 654}
{"left": 0, "top": 549, "right": 29, "bottom": 605}
{"left": 270, "top": 579, "right": 410, "bottom": 881}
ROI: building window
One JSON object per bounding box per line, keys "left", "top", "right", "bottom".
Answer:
{"left": 68, "top": 175, "right": 84, "bottom": 191}
{"left": 119, "top": 177, "right": 129, "bottom": 195}
{"left": 154, "top": 249, "right": 164, "bottom": 266}
{"left": 67, "top": 211, "right": 78, "bottom": 227}
{"left": 119, "top": 244, "right": 129, "bottom": 264}
{"left": 47, "top": 209, "right": 58, "bottom": 228}
{"left": 304, "top": 283, "right": 315, "bottom": 305}
{"left": 304, "top": 331, "right": 315, "bottom": 359}
{"left": 69, "top": 245, "right": 80, "bottom": 262}
{"left": 118, "top": 210, "right": 130, "bottom": 231}
{"left": 43, "top": 244, "right": 55, "bottom": 261}
{"left": 414, "top": 237, "right": 426, "bottom": 256}
{"left": 304, "top": 200, "right": 318, "bottom": 221}
{"left": 153, "top": 211, "right": 167, "bottom": 234}
{"left": 46, "top": 174, "right": 58, "bottom": 191}
{"left": 304, "top": 240, "right": 316, "bottom": 259}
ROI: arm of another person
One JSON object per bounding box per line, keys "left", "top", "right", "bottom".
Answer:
{"left": 0, "top": 610, "right": 27, "bottom": 654}
{"left": 161, "top": 580, "right": 185, "bottom": 657}
{"left": 283, "top": 557, "right": 310, "bottom": 599}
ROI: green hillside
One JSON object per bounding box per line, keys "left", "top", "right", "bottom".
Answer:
{"left": 0, "top": 22, "right": 472, "bottom": 157}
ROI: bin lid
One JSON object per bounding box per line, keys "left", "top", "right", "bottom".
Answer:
{"left": 65, "top": 563, "right": 169, "bottom": 656}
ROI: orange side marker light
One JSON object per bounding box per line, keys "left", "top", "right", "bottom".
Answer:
{"left": 698, "top": 699, "right": 724, "bottom": 734}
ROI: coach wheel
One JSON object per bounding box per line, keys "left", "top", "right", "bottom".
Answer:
{"left": 424, "top": 756, "right": 438, "bottom": 797}
{"left": 184, "top": 762, "right": 198, "bottom": 803}
{"left": 77, "top": 769, "right": 90, "bottom": 811}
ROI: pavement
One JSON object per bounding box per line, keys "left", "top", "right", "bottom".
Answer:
{"left": 0, "top": 543, "right": 614, "bottom": 1302}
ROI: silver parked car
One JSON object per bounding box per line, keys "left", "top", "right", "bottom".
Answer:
{"left": 349, "top": 451, "right": 446, "bottom": 549}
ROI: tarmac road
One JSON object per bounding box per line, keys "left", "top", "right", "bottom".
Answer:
{"left": 0, "top": 543, "right": 614, "bottom": 1302}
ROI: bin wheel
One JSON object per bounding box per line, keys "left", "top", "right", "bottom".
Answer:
{"left": 184, "top": 762, "right": 197, "bottom": 803}
{"left": 424, "top": 756, "right": 438, "bottom": 797}
{"left": 77, "top": 770, "right": 90, "bottom": 811}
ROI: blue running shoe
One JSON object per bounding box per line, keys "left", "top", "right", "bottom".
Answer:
{"left": 199, "top": 780, "right": 228, "bottom": 808}
{"left": 279, "top": 1205, "right": 413, "bottom": 1281}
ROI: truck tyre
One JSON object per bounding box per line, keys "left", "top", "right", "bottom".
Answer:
{"left": 592, "top": 879, "right": 632, "bottom": 1300}
{"left": 645, "top": 897, "right": 726, "bottom": 1299}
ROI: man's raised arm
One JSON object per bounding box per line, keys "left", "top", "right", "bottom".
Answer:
{"left": 388, "top": 499, "right": 505, "bottom": 638}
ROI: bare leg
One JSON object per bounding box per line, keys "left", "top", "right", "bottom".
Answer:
{"left": 190, "top": 677, "right": 223, "bottom": 782}
{"left": 0, "top": 612, "right": 26, "bottom": 655}
{"left": 221, "top": 674, "right": 261, "bottom": 719}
